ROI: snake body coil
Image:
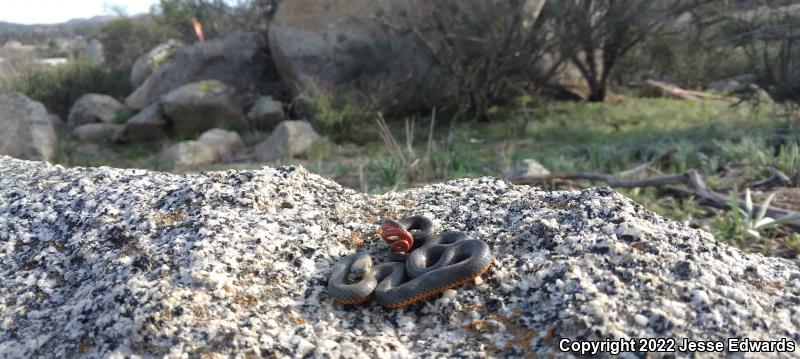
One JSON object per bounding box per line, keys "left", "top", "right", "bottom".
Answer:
{"left": 328, "top": 216, "right": 492, "bottom": 308}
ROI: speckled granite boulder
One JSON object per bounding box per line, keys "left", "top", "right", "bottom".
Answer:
{"left": 0, "top": 156, "right": 798, "bottom": 358}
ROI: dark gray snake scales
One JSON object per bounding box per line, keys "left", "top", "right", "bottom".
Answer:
{"left": 328, "top": 215, "right": 492, "bottom": 308}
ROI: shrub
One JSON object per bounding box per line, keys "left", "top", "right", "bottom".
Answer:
{"left": 293, "top": 85, "right": 377, "bottom": 144}
{"left": 93, "top": 16, "right": 172, "bottom": 72}
{"left": 0, "top": 59, "right": 131, "bottom": 118}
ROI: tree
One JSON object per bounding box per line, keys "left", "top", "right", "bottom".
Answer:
{"left": 721, "top": 1, "right": 800, "bottom": 102}
{"left": 548, "top": 0, "right": 706, "bottom": 102}
{"left": 383, "top": 0, "right": 562, "bottom": 121}
{"left": 150, "top": 0, "right": 276, "bottom": 41}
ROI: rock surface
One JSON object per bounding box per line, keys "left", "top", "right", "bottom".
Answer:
{"left": 71, "top": 123, "right": 124, "bottom": 142}
{"left": 0, "top": 93, "right": 57, "bottom": 161}
{"left": 130, "top": 40, "right": 182, "bottom": 87}
{"left": 159, "top": 128, "right": 244, "bottom": 169}
{"left": 247, "top": 95, "right": 284, "bottom": 131}
{"left": 255, "top": 120, "right": 320, "bottom": 161}
{"left": 1, "top": 156, "right": 798, "bottom": 357}
{"left": 160, "top": 80, "right": 247, "bottom": 136}
{"left": 125, "top": 33, "right": 273, "bottom": 110}
{"left": 67, "top": 94, "right": 126, "bottom": 129}
{"left": 114, "top": 103, "right": 169, "bottom": 143}
{"left": 506, "top": 159, "right": 551, "bottom": 181}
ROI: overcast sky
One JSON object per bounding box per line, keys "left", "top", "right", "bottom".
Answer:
{"left": 0, "top": 0, "right": 158, "bottom": 24}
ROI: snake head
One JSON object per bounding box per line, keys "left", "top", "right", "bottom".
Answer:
{"left": 379, "top": 219, "right": 414, "bottom": 253}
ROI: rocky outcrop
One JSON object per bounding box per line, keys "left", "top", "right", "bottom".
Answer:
{"left": 159, "top": 128, "right": 244, "bottom": 169}
{"left": 247, "top": 95, "right": 284, "bottom": 131}
{"left": 67, "top": 94, "right": 126, "bottom": 129}
{"left": 1, "top": 156, "right": 798, "bottom": 357}
{"left": 269, "top": 0, "right": 546, "bottom": 111}
{"left": 71, "top": 123, "right": 123, "bottom": 142}
{"left": 130, "top": 40, "right": 182, "bottom": 87}
{"left": 125, "top": 33, "right": 272, "bottom": 110}
{"left": 113, "top": 103, "right": 169, "bottom": 143}
{"left": 0, "top": 93, "right": 57, "bottom": 161}
{"left": 160, "top": 80, "right": 247, "bottom": 136}
{"left": 255, "top": 120, "right": 320, "bottom": 161}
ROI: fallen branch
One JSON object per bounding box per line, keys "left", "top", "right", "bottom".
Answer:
{"left": 511, "top": 169, "right": 800, "bottom": 228}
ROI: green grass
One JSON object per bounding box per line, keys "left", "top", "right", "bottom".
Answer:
{"left": 45, "top": 94, "right": 800, "bottom": 258}
{"left": 0, "top": 58, "right": 131, "bottom": 118}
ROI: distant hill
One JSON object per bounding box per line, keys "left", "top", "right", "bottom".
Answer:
{"left": 0, "top": 15, "right": 145, "bottom": 45}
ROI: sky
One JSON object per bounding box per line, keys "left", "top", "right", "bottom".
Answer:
{"left": 0, "top": 0, "right": 159, "bottom": 24}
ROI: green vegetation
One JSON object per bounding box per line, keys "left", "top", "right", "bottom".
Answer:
{"left": 0, "top": 59, "right": 130, "bottom": 118}
{"left": 255, "top": 96, "right": 798, "bottom": 258}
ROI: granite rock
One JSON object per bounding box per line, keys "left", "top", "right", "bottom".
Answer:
{"left": 0, "top": 156, "right": 798, "bottom": 358}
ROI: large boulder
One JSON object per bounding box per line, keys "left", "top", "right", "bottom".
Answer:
{"left": 160, "top": 80, "right": 247, "bottom": 136}
{"left": 114, "top": 103, "right": 169, "bottom": 143}
{"left": 1, "top": 156, "right": 799, "bottom": 357}
{"left": 269, "top": 0, "right": 546, "bottom": 111}
{"left": 247, "top": 95, "right": 285, "bottom": 132}
{"left": 130, "top": 40, "right": 182, "bottom": 87}
{"left": 255, "top": 120, "right": 320, "bottom": 161}
{"left": 0, "top": 93, "right": 57, "bottom": 161}
{"left": 125, "top": 33, "right": 273, "bottom": 110}
{"left": 159, "top": 128, "right": 244, "bottom": 169}
{"left": 67, "top": 94, "right": 126, "bottom": 129}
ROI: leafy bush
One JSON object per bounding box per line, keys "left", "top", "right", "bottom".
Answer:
{"left": 93, "top": 16, "right": 172, "bottom": 72}
{"left": 0, "top": 59, "right": 131, "bottom": 118}
{"left": 293, "top": 86, "right": 377, "bottom": 144}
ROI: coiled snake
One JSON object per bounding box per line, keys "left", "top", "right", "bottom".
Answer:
{"left": 328, "top": 215, "right": 492, "bottom": 308}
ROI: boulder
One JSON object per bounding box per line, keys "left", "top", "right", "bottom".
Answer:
{"left": 1, "top": 156, "right": 798, "bottom": 357}
{"left": 72, "top": 123, "right": 124, "bottom": 142}
{"left": 247, "top": 95, "right": 284, "bottom": 131}
{"left": 67, "top": 94, "right": 126, "bottom": 129}
{"left": 114, "top": 104, "right": 169, "bottom": 143}
{"left": 268, "top": 0, "right": 546, "bottom": 111}
{"left": 0, "top": 93, "right": 57, "bottom": 161}
{"left": 159, "top": 129, "right": 244, "bottom": 169}
{"left": 48, "top": 113, "right": 68, "bottom": 137}
{"left": 125, "top": 33, "right": 273, "bottom": 110}
{"left": 255, "top": 120, "right": 320, "bottom": 161}
{"left": 130, "top": 40, "right": 182, "bottom": 87}
{"left": 160, "top": 80, "right": 247, "bottom": 136}
{"left": 506, "top": 159, "right": 550, "bottom": 181}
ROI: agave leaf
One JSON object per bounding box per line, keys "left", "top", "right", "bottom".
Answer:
{"left": 746, "top": 229, "right": 761, "bottom": 239}
{"left": 754, "top": 217, "right": 775, "bottom": 229}
{"left": 744, "top": 188, "right": 753, "bottom": 218}
{"left": 754, "top": 193, "right": 775, "bottom": 223}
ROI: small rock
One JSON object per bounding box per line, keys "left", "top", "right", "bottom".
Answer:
{"left": 159, "top": 128, "right": 244, "bottom": 169}
{"left": 114, "top": 103, "right": 168, "bottom": 143}
{"left": 247, "top": 96, "right": 284, "bottom": 131}
{"left": 67, "top": 94, "right": 126, "bottom": 129}
{"left": 72, "top": 123, "right": 124, "bottom": 142}
{"left": 506, "top": 159, "right": 550, "bottom": 180}
{"left": 255, "top": 120, "right": 320, "bottom": 161}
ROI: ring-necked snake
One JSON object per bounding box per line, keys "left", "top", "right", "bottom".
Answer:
{"left": 328, "top": 215, "right": 493, "bottom": 308}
